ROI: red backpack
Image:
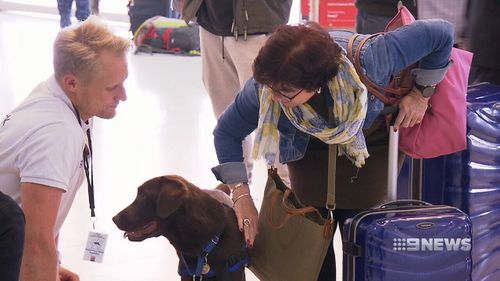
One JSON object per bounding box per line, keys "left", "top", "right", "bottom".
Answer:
{"left": 133, "top": 16, "right": 200, "bottom": 56}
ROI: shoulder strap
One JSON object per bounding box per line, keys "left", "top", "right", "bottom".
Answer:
{"left": 348, "top": 34, "right": 390, "bottom": 104}
{"left": 327, "top": 143, "right": 336, "bottom": 209}
{"left": 346, "top": 34, "right": 358, "bottom": 65}
{"left": 325, "top": 111, "right": 336, "bottom": 239}
{"left": 326, "top": 111, "right": 336, "bottom": 211}
{"left": 347, "top": 33, "right": 416, "bottom": 105}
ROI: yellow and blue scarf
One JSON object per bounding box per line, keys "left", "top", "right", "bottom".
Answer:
{"left": 252, "top": 53, "right": 369, "bottom": 168}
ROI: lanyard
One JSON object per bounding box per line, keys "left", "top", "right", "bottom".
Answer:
{"left": 73, "top": 105, "right": 96, "bottom": 228}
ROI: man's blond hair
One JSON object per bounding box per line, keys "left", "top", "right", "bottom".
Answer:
{"left": 53, "top": 16, "right": 131, "bottom": 82}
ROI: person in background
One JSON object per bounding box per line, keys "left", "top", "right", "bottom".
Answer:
{"left": 90, "top": 0, "right": 99, "bottom": 15}
{"left": 212, "top": 19, "right": 453, "bottom": 280}
{"left": 178, "top": 0, "right": 292, "bottom": 188}
{"left": 0, "top": 16, "right": 130, "bottom": 281}
{"left": 356, "top": 0, "right": 468, "bottom": 48}
{"left": 57, "top": 0, "right": 91, "bottom": 28}
{"left": 467, "top": 0, "right": 500, "bottom": 85}
{"left": 355, "top": 0, "right": 417, "bottom": 34}
{"left": 418, "top": 0, "right": 468, "bottom": 48}
{"left": 0, "top": 191, "right": 25, "bottom": 281}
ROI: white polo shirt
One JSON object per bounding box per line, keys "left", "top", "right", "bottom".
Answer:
{"left": 0, "top": 75, "right": 88, "bottom": 236}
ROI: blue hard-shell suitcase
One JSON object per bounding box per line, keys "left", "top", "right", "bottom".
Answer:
{"left": 342, "top": 126, "right": 473, "bottom": 281}
{"left": 420, "top": 82, "right": 500, "bottom": 281}
{"left": 342, "top": 201, "right": 472, "bottom": 281}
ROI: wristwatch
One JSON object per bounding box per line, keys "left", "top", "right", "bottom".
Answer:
{"left": 415, "top": 83, "right": 437, "bottom": 98}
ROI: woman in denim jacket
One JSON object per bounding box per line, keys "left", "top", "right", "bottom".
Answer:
{"left": 212, "top": 20, "right": 453, "bottom": 280}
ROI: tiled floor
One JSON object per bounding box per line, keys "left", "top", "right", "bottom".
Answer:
{"left": 0, "top": 11, "right": 342, "bottom": 281}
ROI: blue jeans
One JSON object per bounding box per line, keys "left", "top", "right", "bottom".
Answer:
{"left": 0, "top": 191, "right": 25, "bottom": 281}
{"left": 57, "top": 0, "right": 90, "bottom": 28}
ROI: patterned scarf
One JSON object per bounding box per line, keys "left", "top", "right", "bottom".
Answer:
{"left": 252, "top": 53, "right": 369, "bottom": 168}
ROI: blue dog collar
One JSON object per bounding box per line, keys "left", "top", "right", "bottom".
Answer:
{"left": 179, "top": 235, "right": 220, "bottom": 278}
{"left": 178, "top": 236, "right": 249, "bottom": 279}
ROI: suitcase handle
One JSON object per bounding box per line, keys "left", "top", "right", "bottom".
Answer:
{"left": 379, "top": 200, "right": 432, "bottom": 209}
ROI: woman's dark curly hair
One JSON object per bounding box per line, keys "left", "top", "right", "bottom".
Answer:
{"left": 253, "top": 21, "right": 342, "bottom": 93}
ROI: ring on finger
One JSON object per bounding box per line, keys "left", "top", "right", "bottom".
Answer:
{"left": 243, "top": 218, "right": 251, "bottom": 227}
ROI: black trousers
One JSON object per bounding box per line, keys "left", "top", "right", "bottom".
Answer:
{"left": 0, "top": 191, "right": 25, "bottom": 281}
{"left": 469, "top": 65, "right": 500, "bottom": 85}
{"left": 316, "top": 209, "right": 361, "bottom": 281}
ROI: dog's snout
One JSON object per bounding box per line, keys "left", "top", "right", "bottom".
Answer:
{"left": 112, "top": 210, "right": 131, "bottom": 230}
{"left": 112, "top": 213, "right": 122, "bottom": 228}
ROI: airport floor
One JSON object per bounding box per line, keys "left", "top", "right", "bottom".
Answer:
{"left": 0, "top": 10, "right": 343, "bottom": 281}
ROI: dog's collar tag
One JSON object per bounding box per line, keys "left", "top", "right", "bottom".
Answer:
{"left": 201, "top": 263, "right": 210, "bottom": 274}
{"left": 179, "top": 234, "right": 221, "bottom": 278}
{"left": 83, "top": 231, "right": 108, "bottom": 263}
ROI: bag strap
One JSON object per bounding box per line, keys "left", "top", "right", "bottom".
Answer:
{"left": 326, "top": 110, "right": 337, "bottom": 212}
{"left": 267, "top": 152, "right": 334, "bottom": 237}
{"left": 347, "top": 34, "right": 390, "bottom": 104}
{"left": 268, "top": 189, "right": 320, "bottom": 229}
{"left": 281, "top": 189, "right": 321, "bottom": 215}
{"left": 323, "top": 111, "right": 336, "bottom": 239}
{"left": 326, "top": 143, "right": 336, "bottom": 240}
{"left": 347, "top": 33, "right": 416, "bottom": 105}
{"left": 327, "top": 144, "right": 336, "bottom": 210}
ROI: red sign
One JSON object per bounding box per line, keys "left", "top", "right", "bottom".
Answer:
{"left": 301, "top": 0, "right": 310, "bottom": 19}
{"left": 319, "top": 0, "right": 357, "bottom": 29}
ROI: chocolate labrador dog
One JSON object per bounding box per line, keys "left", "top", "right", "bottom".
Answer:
{"left": 113, "top": 175, "right": 247, "bottom": 281}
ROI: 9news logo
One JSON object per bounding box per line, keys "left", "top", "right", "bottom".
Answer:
{"left": 393, "top": 238, "right": 471, "bottom": 251}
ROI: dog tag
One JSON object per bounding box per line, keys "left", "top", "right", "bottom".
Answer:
{"left": 83, "top": 231, "right": 108, "bottom": 263}
{"left": 202, "top": 263, "right": 211, "bottom": 274}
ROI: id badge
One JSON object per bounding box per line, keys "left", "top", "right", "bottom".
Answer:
{"left": 83, "top": 231, "right": 108, "bottom": 263}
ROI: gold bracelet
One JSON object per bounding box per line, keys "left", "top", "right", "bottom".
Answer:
{"left": 230, "top": 182, "right": 247, "bottom": 193}
{"left": 232, "top": 192, "right": 251, "bottom": 204}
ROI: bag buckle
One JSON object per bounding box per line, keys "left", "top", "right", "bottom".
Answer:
{"left": 323, "top": 207, "right": 335, "bottom": 238}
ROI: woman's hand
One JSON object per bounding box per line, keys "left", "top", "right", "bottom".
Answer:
{"left": 394, "top": 87, "right": 430, "bottom": 130}
{"left": 230, "top": 183, "right": 259, "bottom": 248}
{"left": 57, "top": 265, "right": 80, "bottom": 281}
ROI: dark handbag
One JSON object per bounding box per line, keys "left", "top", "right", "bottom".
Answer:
{"left": 249, "top": 145, "right": 338, "bottom": 281}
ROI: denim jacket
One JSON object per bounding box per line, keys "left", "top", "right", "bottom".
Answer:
{"left": 212, "top": 19, "right": 454, "bottom": 184}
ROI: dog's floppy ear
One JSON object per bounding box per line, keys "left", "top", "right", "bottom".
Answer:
{"left": 156, "top": 176, "right": 189, "bottom": 218}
